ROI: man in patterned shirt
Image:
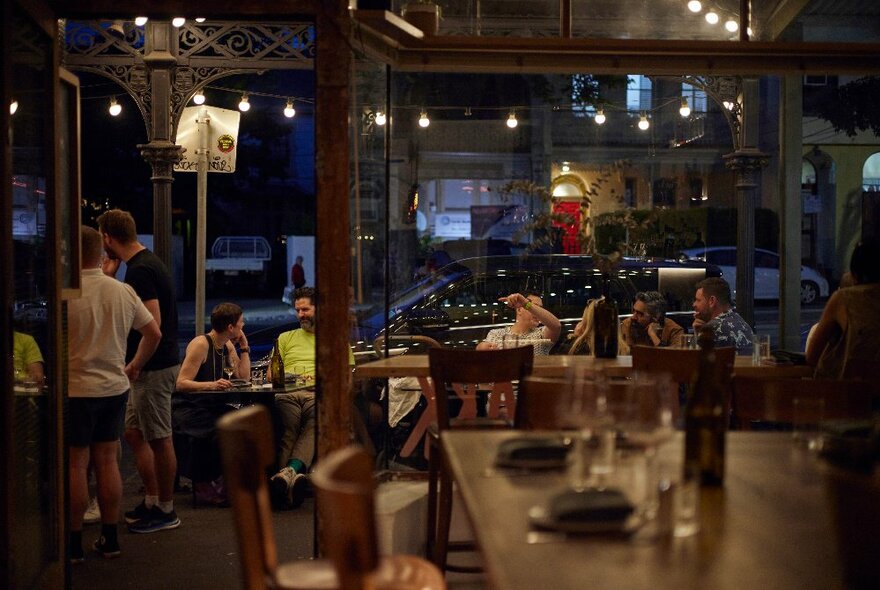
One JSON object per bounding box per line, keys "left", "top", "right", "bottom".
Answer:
{"left": 477, "top": 291, "right": 562, "bottom": 355}
{"left": 692, "top": 277, "right": 754, "bottom": 354}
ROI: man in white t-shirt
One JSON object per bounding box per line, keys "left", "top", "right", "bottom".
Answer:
{"left": 477, "top": 291, "right": 562, "bottom": 355}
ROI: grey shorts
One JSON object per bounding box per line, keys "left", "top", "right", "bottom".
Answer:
{"left": 125, "top": 364, "right": 180, "bottom": 441}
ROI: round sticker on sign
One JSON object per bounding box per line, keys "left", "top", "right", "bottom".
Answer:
{"left": 217, "top": 134, "right": 236, "bottom": 153}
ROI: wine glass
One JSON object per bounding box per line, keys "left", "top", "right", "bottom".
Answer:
{"left": 558, "top": 368, "right": 613, "bottom": 491}
{"left": 223, "top": 355, "right": 236, "bottom": 381}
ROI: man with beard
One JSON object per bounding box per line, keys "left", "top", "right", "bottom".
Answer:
{"left": 692, "top": 277, "right": 753, "bottom": 354}
{"left": 267, "top": 287, "right": 354, "bottom": 509}
{"left": 621, "top": 291, "right": 684, "bottom": 349}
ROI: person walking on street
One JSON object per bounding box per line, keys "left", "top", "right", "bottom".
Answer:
{"left": 68, "top": 226, "right": 161, "bottom": 562}
{"left": 97, "top": 209, "right": 182, "bottom": 533}
{"left": 291, "top": 255, "right": 306, "bottom": 289}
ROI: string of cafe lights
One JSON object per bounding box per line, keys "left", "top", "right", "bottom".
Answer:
{"left": 684, "top": 1, "right": 751, "bottom": 38}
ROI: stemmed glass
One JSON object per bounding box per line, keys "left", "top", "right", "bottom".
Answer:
{"left": 558, "top": 368, "right": 613, "bottom": 491}
{"left": 223, "top": 354, "right": 236, "bottom": 381}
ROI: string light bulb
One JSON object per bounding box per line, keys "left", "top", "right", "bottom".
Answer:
{"left": 594, "top": 108, "right": 606, "bottom": 125}
{"left": 374, "top": 111, "right": 386, "bottom": 126}
{"left": 561, "top": 162, "right": 571, "bottom": 173}
{"left": 705, "top": 11, "right": 719, "bottom": 24}
{"left": 238, "top": 94, "right": 250, "bottom": 112}
{"left": 418, "top": 110, "right": 430, "bottom": 128}
{"left": 108, "top": 96, "right": 122, "bottom": 117}
{"left": 195, "top": 18, "right": 206, "bottom": 23}
{"left": 10, "top": 99, "right": 18, "bottom": 115}
{"left": 192, "top": 91, "right": 206, "bottom": 105}
{"left": 134, "top": 17, "right": 148, "bottom": 26}
{"left": 283, "top": 100, "right": 296, "bottom": 118}
{"left": 725, "top": 19, "right": 739, "bottom": 33}
{"left": 679, "top": 97, "right": 691, "bottom": 117}
{"left": 172, "top": 17, "right": 185, "bottom": 27}
{"left": 506, "top": 110, "right": 518, "bottom": 129}
{"left": 687, "top": 1, "right": 702, "bottom": 12}
{"left": 638, "top": 111, "right": 650, "bottom": 130}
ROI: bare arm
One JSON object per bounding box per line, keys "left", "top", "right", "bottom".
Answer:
{"left": 501, "top": 293, "right": 563, "bottom": 343}
{"left": 125, "top": 319, "right": 161, "bottom": 382}
{"left": 27, "top": 361, "right": 45, "bottom": 384}
{"left": 229, "top": 332, "right": 251, "bottom": 379}
{"left": 806, "top": 290, "right": 845, "bottom": 366}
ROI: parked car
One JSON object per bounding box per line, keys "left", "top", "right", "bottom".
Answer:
{"left": 356, "top": 254, "right": 722, "bottom": 355}
{"left": 679, "top": 246, "right": 829, "bottom": 305}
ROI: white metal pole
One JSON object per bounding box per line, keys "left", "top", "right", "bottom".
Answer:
{"left": 195, "top": 107, "right": 211, "bottom": 338}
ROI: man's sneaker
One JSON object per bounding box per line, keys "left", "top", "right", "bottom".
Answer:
{"left": 83, "top": 497, "right": 101, "bottom": 525}
{"left": 270, "top": 467, "right": 296, "bottom": 508}
{"left": 127, "top": 507, "right": 181, "bottom": 534}
{"left": 69, "top": 544, "right": 85, "bottom": 565}
{"left": 287, "top": 473, "right": 308, "bottom": 509}
{"left": 93, "top": 536, "right": 121, "bottom": 559}
{"left": 124, "top": 500, "right": 151, "bottom": 524}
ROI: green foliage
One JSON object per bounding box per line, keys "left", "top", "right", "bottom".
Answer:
{"left": 816, "top": 76, "right": 880, "bottom": 137}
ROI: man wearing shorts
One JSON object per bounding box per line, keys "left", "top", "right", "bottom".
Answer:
{"left": 98, "top": 209, "right": 181, "bottom": 533}
{"left": 68, "top": 226, "right": 161, "bottom": 562}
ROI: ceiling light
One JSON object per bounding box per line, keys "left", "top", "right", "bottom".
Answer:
{"left": 192, "top": 91, "right": 205, "bottom": 105}
{"left": 10, "top": 99, "right": 18, "bottom": 115}
{"left": 705, "top": 11, "right": 719, "bottom": 25}
{"left": 172, "top": 17, "right": 185, "bottom": 28}
{"left": 134, "top": 16, "right": 148, "bottom": 26}
{"left": 418, "top": 110, "right": 430, "bottom": 128}
{"left": 374, "top": 111, "right": 386, "bottom": 126}
{"left": 506, "top": 110, "right": 518, "bottom": 129}
{"left": 195, "top": 18, "right": 206, "bottom": 23}
{"left": 238, "top": 94, "right": 250, "bottom": 112}
{"left": 594, "top": 108, "right": 606, "bottom": 125}
{"left": 108, "top": 97, "right": 122, "bottom": 117}
{"left": 283, "top": 100, "right": 296, "bottom": 118}
{"left": 725, "top": 19, "right": 739, "bottom": 33}
{"left": 638, "top": 111, "right": 650, "bottom": 130}
{"left": 687, "top": 1, "right": 702, "bottom": 13}
{"left": 679, "top": 97, "right": 691, "bottom": 117}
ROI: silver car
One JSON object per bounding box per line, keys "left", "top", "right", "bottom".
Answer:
{"left": 680, "top": 246, "right": 829, "bottom": 304}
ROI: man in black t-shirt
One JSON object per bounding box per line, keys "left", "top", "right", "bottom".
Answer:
{"left": 98, "top": 210, "right": 182, "bottom": 534}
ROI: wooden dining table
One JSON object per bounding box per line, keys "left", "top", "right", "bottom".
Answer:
{"left": 441, "top": 430, "right": 854, "bottom": 590}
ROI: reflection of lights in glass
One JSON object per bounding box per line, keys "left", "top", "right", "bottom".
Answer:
{"left": 418, "top": 110, "right": 430, "bottom": 128}
{"left": 283, "top": 101, "right": 296, "bottom": 118}
{"left": 134, "top": 17, "right": 148, "bottom": 26}
{"left": 747, "top": 27, "right": 753, "bottom": 37}
{"left": 705, "top": 11, "right": 719, "bottom": 24}
{"left": 687, "top": 1, "right": 702, "bottom": 12}
{"left": 506, "top": 110, "right": 518, "bottom": 128}
{"left": 725, "top": 19, "right": 739, "bottom": 33}
{"left": 374, "top": 111, "right": 386, "bottom": 126}
{"left": 108, "top": 97, "right": 122, "bottom": 117}
{"left": 594, "top": 108, "right": 606, "bottom": 125}
{"left": 723, "top": 100, "right": 735, "bottom": 111}
{"left": 172, "top": 17, "right": 185, "bottom": 27}
{"left": 679, "top": 97, "right": 691, "bottom": 117}
{"left": 10, "top": 100, "right": 18, "bottom": 115}
{"left": 192, "top": 91, "right": 205, "bottom": 105}
{"left": 638, "top": 111, "right": 650, "bottom": 130}
{"left": 238, "top": 94, "right": 250, "bottom": 112}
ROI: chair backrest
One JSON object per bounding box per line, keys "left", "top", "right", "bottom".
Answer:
{"left": 732, "top": 377, "right": 880, "bottom": 430}
{"left": 310, "top": 445, "right": 379, "bottom": 590}
{"left": 372, "top": 334, "right": 442, "bottom": 357}
{"left": 217, "top": 405, "right": 279, "bottom": 590}
{"left": 428, "top": 346, "right": 534, "bottom": 431}
{"left": 514, "top": 376, "right": 572, "bottom": 430}
{"left": 631, "top": 345, "right": 736, "bottom": 387}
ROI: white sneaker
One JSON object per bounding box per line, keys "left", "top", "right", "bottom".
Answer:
{"left": 270, "top": 467, "right": 296, "bottom": 508}
{"left": 83, "top": 497, "right": 101, "bottom": 524}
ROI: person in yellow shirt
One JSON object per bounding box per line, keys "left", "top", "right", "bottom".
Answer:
{"left": 13, "top": 330, "right": 44, "bottom": 384}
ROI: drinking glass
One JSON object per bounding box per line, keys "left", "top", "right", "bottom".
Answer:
{"left": 558, "top": 369, "right": 613, "bottom": 490}
{"left": 678, "top": 334, "right": 698, "bottom": 349}
{"left": 223, "top": 355, "right": 236, "bottom": 381}
{"left": 501, "top": 333, "right": 521, "bottom": 349}
{"left": 751, "top": 333, "right": 771, "bottom": 365}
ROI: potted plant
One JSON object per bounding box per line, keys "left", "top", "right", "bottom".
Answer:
{"left": 401, "top": 1, "right": 441, "bottom": 36}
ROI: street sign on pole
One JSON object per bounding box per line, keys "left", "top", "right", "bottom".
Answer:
{"left": 174, "top": 105, "right": 241, "bottom": 173}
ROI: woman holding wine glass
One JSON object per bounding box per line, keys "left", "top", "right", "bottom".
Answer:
{"left": 173, "top": 302, "right": 251, "bottom": 505}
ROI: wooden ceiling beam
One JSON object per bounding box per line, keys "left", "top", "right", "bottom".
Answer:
{"left": 47, "top": 0, "right": 316, "bottom": 19}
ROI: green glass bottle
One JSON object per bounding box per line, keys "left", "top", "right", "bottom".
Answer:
{"left": 270, "top": 338, "right": 285, "bottom": 389}
{"left": 684, "top": 327, "right": 726, "bottom": 486}
{"left": 592, "top": 292, "right": 619, "bottom": 359}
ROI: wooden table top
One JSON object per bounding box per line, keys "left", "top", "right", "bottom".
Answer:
{"left": 356, "top": 354, "right": 814, "bottom": 379}
{"left": 441, "top": 431, "right": 849, "bottom": 590}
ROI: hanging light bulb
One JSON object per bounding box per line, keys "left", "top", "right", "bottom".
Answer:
{"left": 238, "top": 94, "right": 250, "bottom": 112}
{"left": 725, "top": 19, "right": 739, "bottom": 33}
{"left": 195, "top": 17, "right": 206, "bottom": 23}
{"left": 638, "top": 111, "right": 650, "bottom": 130}
{"left": 192, "top": 91, "right": 206, "bottom": 105}
{"left": 418, "top": 110, "right": 430, "bottom": 128}
{"left": 687, "top": 1, "right": 702, "bottom": 13}
{"left": 283, "top": 100, "right": 296, "bottom": 118}
{"left": 722, "top": 100, "right": 735, "bottom": 111}
{"left": 679, "top": 97, "right": 691, "bottom": 117}
{"left": 10, "top": 99, "right": 18, "bottom": 115}
{"left": 172, "top": 17, "right": 185, "bottom": 28}
{"left": 134, "top": 16, "right": 148, "bottom": 26}
{"left": 108, "top": 96, "right": 122, "bottom": 117}
{"left": 506, "top": 110, "right": 518, "bottom": 129}
{"left": 374, "top": 111, "right": 386, "bottom": 126}
{"left": 561, "top": 162, "right": 571, "bottom": 173}
{"left": 594, "top": 108, "right": 606, "bottom": 125}
{"left": 705, "top": 11, "right": 719, "bottom": 25}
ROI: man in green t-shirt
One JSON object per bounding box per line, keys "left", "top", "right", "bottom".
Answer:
{"left": 268, "top": 287, "right": 354, "bottom": 509}
{"left": 13, "top": 330, "right": 44, "bottom": 384}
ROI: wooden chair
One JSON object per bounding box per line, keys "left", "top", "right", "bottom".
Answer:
{"left": 217, "top": 405, "right": 337, "bottom": 590}
{"left": 514, "top": 376, "right": 573, "bottom": 430}
{"left": 311, "top": 445, "right": 446, "bottom": 590}
{"left": 731, "top": 377, "right": 880, "bottom": 430}
{"left": 426, "top": 346, "right": 534, "bottom": 572}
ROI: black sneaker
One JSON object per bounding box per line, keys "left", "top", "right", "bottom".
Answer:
{"left": 70, "top": 544, "right": 85, "bottom": 565}
{"left": 93, "top": 536, "right": 121, "bottom": 559}
{"left": 124, "top": 500, "right": 152, "bottom": 524}
{"left": 127, "top": 507, "right": 181, "bottom": 534}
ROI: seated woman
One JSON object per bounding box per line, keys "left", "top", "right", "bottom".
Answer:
{"left": 174, "top": 302, "right": 250, "bottom": 505}
{"left": 567, "top": 298, "right": 629, "bottom": 356}
{"left": 476, "top": 291, "right": 562, "bottom": 355}
{"left": 620, "top": 291, "right": 684, "bottom": 349}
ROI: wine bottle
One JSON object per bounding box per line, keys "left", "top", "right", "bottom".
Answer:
{"left": 592, "top": 295, "right": 619, "bottom": 358}
{"left": 270, "top": 338, "right": 285, "bottom": 389}
{"left": 684, "top": 327, "right": 726, "bottom": 486}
